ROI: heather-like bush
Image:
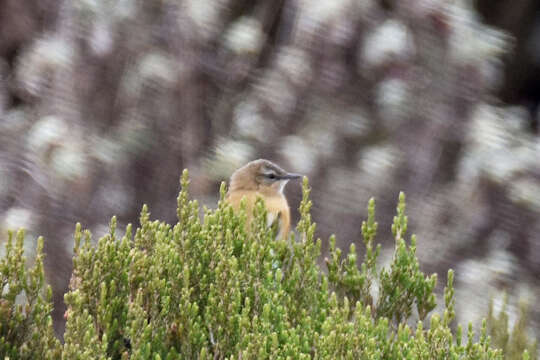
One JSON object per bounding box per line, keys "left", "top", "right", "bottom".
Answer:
{"left": 0, "top": 231, "right": 61, "bottom": 358}
{"left": 1, "top": 171, "right": 537, "bottom": 359}
{"left": 487, "top": 297, "right": 538, "bottom": 360}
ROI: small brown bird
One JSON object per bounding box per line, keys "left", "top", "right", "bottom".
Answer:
{"left": 226, "top": 159, "right": 301, "bottom": 240}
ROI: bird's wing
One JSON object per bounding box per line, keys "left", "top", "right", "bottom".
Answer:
{"left": 267, "top": 211, "right": 282, "bottom": 239}
{"left": 266, "top": 211, "right": 281, "bottom": 228}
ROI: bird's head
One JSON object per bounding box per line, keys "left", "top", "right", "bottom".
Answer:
{"left": 229, "top": 159, "right": 301, "bottom": 195}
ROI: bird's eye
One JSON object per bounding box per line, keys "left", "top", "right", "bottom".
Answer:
{"left": 267, "top": 173, "right": 276, "bottom": 179}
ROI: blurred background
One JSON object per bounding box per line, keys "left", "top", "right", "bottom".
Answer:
{"left": 0, "top": 0, "right": 539, "bottom": 342}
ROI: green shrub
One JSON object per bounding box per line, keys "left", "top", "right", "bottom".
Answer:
{"left": 0, "top": 231, "right": 61, "bottom": 359}
{"left": 487, "top": 296, "right": 538, "bottom": 360}
{"left": 1, "top": 170, "right": 536, "bottom": 359}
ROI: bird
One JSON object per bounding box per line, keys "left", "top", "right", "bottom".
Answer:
{"left": 226, "top": 159, "right": 301, "bottom": 240}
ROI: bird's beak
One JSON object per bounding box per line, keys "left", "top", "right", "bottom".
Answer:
{"left": 280, "top": 173, "right": 302, "bottom": 180}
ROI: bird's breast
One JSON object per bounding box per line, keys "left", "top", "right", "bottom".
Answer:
{"left": 226, "top": 190, "right": 291, "bottom": 239}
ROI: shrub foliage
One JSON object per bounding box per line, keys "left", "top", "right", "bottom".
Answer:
{"left": 0, "top": 232, "right": 61, "bottom": 358}
{"left": 1, "top": 170, "right": 537, "bottom": 359}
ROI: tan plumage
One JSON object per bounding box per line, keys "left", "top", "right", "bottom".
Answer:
{"left": 226, "top": 159, "right": 301, "bottom": 240}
